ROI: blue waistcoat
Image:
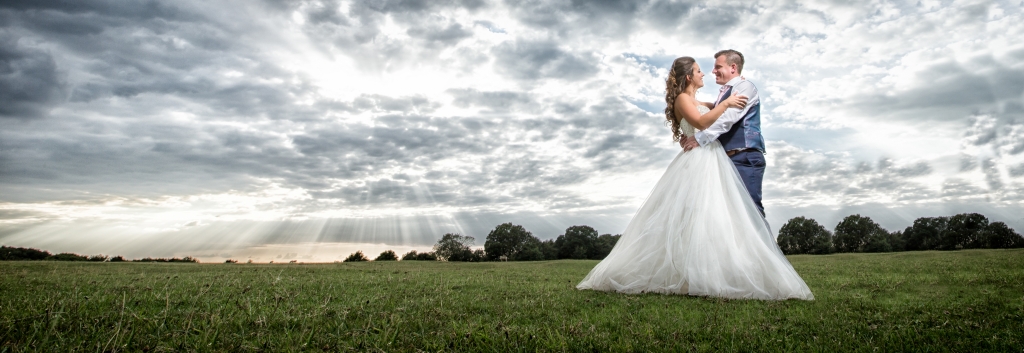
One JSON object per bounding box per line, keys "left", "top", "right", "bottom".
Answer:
{"left": 717, "top": 87, "right": 766, "bottom": 154}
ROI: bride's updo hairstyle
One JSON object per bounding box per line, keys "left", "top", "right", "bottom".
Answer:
{"left": 665, "top": 56, "right": 696, "bottom": 142}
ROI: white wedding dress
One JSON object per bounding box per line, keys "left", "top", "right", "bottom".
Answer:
{"left": 577, "top": 105, "right": 813, "bottom": 300}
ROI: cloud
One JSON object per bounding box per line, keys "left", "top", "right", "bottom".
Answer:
{"left": 491, "top": 39, "right": 599, "bottom": 81}
{"left": 1, "top": 0, "right": 1023, "bottom": 257}
{"left": 0, "top": 31, "right": 65, "bottom": 119}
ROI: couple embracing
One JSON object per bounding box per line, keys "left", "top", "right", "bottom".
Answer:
{"left": 577, "top": 50, "right": 814, "bottom": 300}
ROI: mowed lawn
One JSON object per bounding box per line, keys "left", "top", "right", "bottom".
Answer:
{"left": 1, "top": 250, "right": 1022, "bottom": 352}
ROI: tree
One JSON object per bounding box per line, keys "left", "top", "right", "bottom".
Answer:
{"left": 593, "top": 234, "right": 621, "bottom": 259}
{"left": 343, "top": 251, "right": 368, "bottom": 262}
{"left": 47, "top": 253, "right": 89, "bottom": 261}
{"left": 833, "top": 215, "right": 888, "bottom": 253}
{"left": 886, "top": 230, "right": 907, "bottom": 252}
{"left": 376, "top": 250, "right": 398, "bottom": 261}
{"left": 484, "top": 223, "right": 533, "bottom": 261}
{"left": 539, "top": 239, "right": 558, "bottom": 260}
{"left": 402, "top": 250, "right": 420, "bottom": 260}
{"left": 0, "top": 246, "right": 52, "bottom": 260}
{"left": 861, "top": 230, "right": 893, "bottom": 253}
{"left": 513, "top": 236, "right": 546, "bottom": 261}
{"left": 940, "top": 213, "right": 989, "bottom": 250}
{"left": 88, "top": 254, "right": 109, "bottom": 262}
{"left": 471, "top": 249, "right": 487, "bottom": 262}
{"left": 109, "top": 255, "right": 125, "bottom": 262}
{"left": 401, "top": 250, "right": 438, "bottom": 261}
{"left": 777, "top": 217, "right": 833, "bottom": 254}
{"left": 903, "top": 217, "right": 948, "bottom": 251}
{"left": 225, "top": 259, "right": 238, "bottom": 263}
{"left": 556, "top": 225, "right": 599, "bottom": 259}
{"left": 981, "top": 222, "right": 1024, "bottom": 248}
{"left": 433, "top": 233, "right": 475, "bottom": 262}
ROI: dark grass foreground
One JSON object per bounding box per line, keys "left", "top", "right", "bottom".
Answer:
{"left": 2, "top": 250, "right": 1022, "bottom": 352}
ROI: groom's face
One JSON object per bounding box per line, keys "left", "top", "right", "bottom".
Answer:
{"left": 713, "top": 56, "right": 738, "bottom": 85}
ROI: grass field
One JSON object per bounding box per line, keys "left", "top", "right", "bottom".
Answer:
{"left": 1, "top": 249, "right": 1022, "bottom": 352}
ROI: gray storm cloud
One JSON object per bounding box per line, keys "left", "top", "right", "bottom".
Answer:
{"left": 1, "top": 0, "right": 1022, "bottom": 259}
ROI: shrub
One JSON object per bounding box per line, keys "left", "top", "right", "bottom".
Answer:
{"left": 225, "top": 259, "right": 238, "bottom": 263}
{"left": 376, "top": 250, "right": 398, "bottom": 261}
{"left": 344, "top": 251, "right": 368, "bottom": 262}
{"left": 89, "top": 255, "right": 109, "bottom": 262}
{"left": 109, "top": 255, "right": 125, "bottom": 262}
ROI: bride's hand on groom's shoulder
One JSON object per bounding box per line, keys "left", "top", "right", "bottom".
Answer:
{"left": 723, "top": 95, "right": 748, "bottom": 109}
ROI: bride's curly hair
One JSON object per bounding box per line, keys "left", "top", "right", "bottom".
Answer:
{"left": 665, "top": 56, "right": 696, "bottom": 142}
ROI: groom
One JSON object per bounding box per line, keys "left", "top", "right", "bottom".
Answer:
{"left": 681, "top": 49, "right": 766, "bottom": 217}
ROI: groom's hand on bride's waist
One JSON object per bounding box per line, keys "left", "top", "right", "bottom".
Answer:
{"left": 680, "top": 136, "right": 699, "bottom": 152}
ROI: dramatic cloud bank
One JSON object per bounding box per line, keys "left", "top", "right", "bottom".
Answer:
{"left": 1, "top": 0, "right": 1022, "bottom": 261}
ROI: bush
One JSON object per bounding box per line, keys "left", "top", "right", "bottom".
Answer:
{"left": 109, "top": 255, "right": 125, "bottom": 262}
{"left": 88, "top": 254, "right": 109, "bottom": 262}
{"left": 376, "top": 250, "right": 398, "bottom": 261}
{"left": 777, "top": 217, "right": 833, "bottom": 255}
{"left": 225, "top": 259, "right": 238, "bottom": 263}
{"left": 343, "top": 251, "right": 368, "bottom": 262}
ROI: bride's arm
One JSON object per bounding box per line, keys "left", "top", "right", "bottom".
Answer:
{"left": 700, "top": 101, "right": 714, "bottom": 109}
{"left": 674, "top": 94, "right": 747, "bottom": 130}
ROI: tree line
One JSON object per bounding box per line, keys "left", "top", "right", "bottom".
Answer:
{"left": 344, "top": 223, "right": 622, "bottom": 262}
{"left": 777, "top": 213, "right": 1024, "bottom": 255}
{"left": 0, "top": 246, "right": 198, "bottom": 262}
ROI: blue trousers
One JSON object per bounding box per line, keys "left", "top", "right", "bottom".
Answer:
{"left": 729, "top": 150, "right": 765, "bottom": 217}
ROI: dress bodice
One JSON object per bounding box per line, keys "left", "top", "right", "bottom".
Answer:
{"left": 680, "top": 105, "right": 707, "bottom": 138}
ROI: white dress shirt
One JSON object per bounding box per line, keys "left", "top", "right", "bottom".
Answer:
{"left": 694, "top": 76, "right": 760, "bottom": 149}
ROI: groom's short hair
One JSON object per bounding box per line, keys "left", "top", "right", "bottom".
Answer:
{"left": 715, "top": 49, "right": 745, "bottom": 74}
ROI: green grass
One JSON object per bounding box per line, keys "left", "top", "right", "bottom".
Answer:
{"left": 1, "top": 250, "right": 1022, "bottom": 352}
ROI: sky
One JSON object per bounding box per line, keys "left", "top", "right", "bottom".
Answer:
{"left": 1, "top": 0, "right": 1022, "bottom": 262}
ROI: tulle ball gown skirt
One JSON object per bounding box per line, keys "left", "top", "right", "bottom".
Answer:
{"left": 576, "top": 141, "right": 814, "bottom": 300}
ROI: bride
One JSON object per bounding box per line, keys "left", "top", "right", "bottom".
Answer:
{"left": 576, "top": 56, "right": 813, "bottom": 300}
